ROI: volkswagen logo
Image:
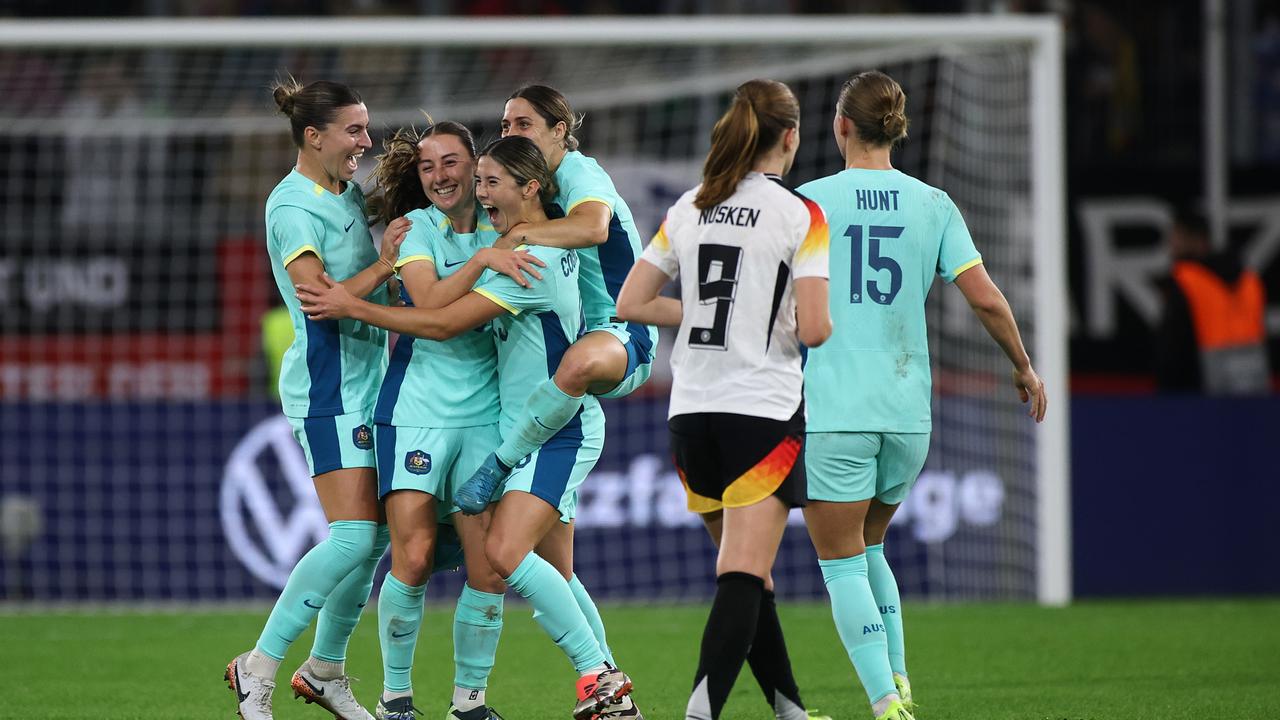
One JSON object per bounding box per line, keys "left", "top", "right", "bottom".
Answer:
{"left": 220, "top": 414, "right": 327, "bottom": 589}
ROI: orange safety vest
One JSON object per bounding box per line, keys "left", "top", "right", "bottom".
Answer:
{"left": 1171, "top": 260, "right": 1269, "bottom": 394}
{"left": 1171, "top": 261, "right": 1265, "bottom": 349}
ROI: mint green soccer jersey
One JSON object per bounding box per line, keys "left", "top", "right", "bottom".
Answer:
{"left": 373, "top": 203, "right": 501, "bottom": 428}
{"left": 554, "top": 151, "right": 658, "bottom": 357}
{"left": 798, "top": 169, "right": 982, "bottom": 433}
{"left": 265, "top": 169, "right": 388, "bottom": 418}
{"left": 473, "top": 245, "right": 605, "bottom": 439}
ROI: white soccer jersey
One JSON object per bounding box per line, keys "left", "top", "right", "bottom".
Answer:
{"left": 643, "top": 172, "right": 830, "bottom": 421}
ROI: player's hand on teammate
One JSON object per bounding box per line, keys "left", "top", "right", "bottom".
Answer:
{"left": 296, "top": 273, "right": 356, "bottom": 320}
{"left": 385, "top": 275, "right": 405, "bottom": 307}
{"left": 476, "top": 246, "right": 546, "bottom": 288}
{"left": 493, "top": 221, "right": 526, "bottom": 251}
{"left": 379, "top": 216, "right": 412, "bottom": 265}
{"left": 1012, "top": 365, "right": 1047, "bottom": 423}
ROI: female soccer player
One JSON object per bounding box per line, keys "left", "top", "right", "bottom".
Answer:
{"left": 296, "top": 136, "right": 643, "bottom": 720}
{"left": 455, "top": 84, "right": 658, "bottom": 517}
{"left": 615, "top": 79, "right": 832, "bottom": 720}
{"left": 226, "top": 78, "right": 409, "bottom": 720}
{"left": 797, "top": 70, "right": 1047, "bottom": 720}
{"left": 364, "top": 122, "right": 544, "bottom": 720}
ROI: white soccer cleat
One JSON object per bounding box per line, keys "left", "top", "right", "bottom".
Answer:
{"left": 596, "top": 693, "right": 644, "bottom": 719}
{"left": 225, "top": 651, "right": 275, "bottom": 720}
{"left": 290, "top": 665, "right": 375, "bottom": 720}
{"left": 376, "top": 695, "right": 422, "bottom": 720}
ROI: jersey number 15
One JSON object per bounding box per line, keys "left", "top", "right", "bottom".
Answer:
{"left": 845, "top": 224, "right": 903, "bottom": 305}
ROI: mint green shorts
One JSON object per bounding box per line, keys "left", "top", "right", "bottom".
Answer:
{"left": 288, "top": 407, "right": 377, "bottom": 477}
{"left": 805, "top": 431, "right": 930, "bottom": 505}
{"left": 376, "top": 422, "right": 501, "bottom": 517}
{"left": 502, "top": 406, "right": 604, "bottom": 520}
{"left": 589, "top": 320, "right": 656, "bottom": 400}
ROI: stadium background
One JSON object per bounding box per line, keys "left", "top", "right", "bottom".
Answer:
{"left": 1, "top": 0, "right": 1277, "bottom": 600}
{"left": 0, "top": 2, "right": 1277, "bottom": 717}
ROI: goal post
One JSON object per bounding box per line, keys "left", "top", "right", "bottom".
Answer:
{"left": 0, "top": 16, "right": 1069, "bottom": 605}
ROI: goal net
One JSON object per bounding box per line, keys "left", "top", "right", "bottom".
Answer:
{"left": 0, "top": 17, "right": 1068, "bottom": 605}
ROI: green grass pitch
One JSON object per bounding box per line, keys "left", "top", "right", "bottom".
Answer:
{"left": 3, "top": 598, "right": 1278, "bottom": 719}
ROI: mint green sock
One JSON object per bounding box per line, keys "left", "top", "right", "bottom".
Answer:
{"left": 494, "top": 379, "right": 583, "bottom": 467}
{"left": 311, "top": 523, "right": 390, "bottom": 663}
{"left": 505, "top": 552, "right": 605, "bottom": 673}
{"left": 568, "top": 574, "right": 615, "bottom": 665}
{"left": 378, "top": 572, "right": 427, "bottom": 694}
{"left": 866, "top": 543, "right": 906, "bottom": 677}
{"left": 819, "top": 554, "right": 896, "bottom": 704}
{"left": 255, "top": 520, "right": 377, "bottom": 661}
{"left": 453, "top": 584, "right": 505, "bottom": 690}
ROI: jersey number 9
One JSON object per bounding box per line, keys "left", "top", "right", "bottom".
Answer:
{"left": 689, "top": 244, "right": 743, "bottom": 351}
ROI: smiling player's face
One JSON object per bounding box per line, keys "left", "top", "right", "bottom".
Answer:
{"left": 474, "top": 156, "right": 531, "bottom": 235}
{"left": 417, "top": 133, "right": 476, "bottom": 216}
{"left": 313, "top": 103, "right": 371, "bottom": 184}
{"left": 501, "top": 98, "right": 562, "bottom": 161}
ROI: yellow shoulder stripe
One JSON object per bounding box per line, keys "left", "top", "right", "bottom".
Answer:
{"left": 567, "top": 197, "right": 613, "bottom": 214}
{"left": 951, "top": 257, "right": 984, "bottom": 278}
{"left": 283, "top": 245, "right": 322, "bottom": 267}
{"left": 475, "top": 288, "right": 520, "bottom": 315}
{"left": 396, "top": 254, "right": 433, "bottom": 270}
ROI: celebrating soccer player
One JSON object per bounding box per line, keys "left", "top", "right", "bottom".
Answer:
{"left": 615, "top": 79, "right": 833, "bottom": 720}
{"left": 363, "top": 122, "right": 544, "bottom": 720}
{"left": 225, "top": 78, "right": 408, "bottom": 720}
{"left": 454, "top": 84, "right": 658, "bottom": 518}
{"left": 296, "top": 136, "right": 644, "bottom": 720}
{"left": 797, "top": 70, "right": 1047, "bottom": 720}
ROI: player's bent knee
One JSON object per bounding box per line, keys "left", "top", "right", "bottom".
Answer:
{"left": 392, "top": 540, "right": 434, "bottom": 585}
{"left": 555, "top": 352, "right": 601, "bottom": 391}
{"left": 556, "top": 344, "right": 625, "bottom": 392}
{"left": 466, "top": 565, "right": 506, "bottom": 594}
{"left": 483, "top": 534, "right": 524, "bottom": 579}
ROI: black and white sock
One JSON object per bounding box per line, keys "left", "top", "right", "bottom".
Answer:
{"left": 746, "top": 589, "right": 808, "bottom": 720}
{"left": 687, "top": 572, "right": 765, "bottom": 720}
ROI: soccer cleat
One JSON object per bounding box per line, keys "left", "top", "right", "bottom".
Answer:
{"left": 374, "top": 695, "right": 421, "bottom": 720}
{"left": 290, "top": 666, "right": 375, "bottom": 720}
{"left": 573, "top": 669, "right": 635, "bottom": 720}
{"left": 894, "top": 674, "right": 915, "bottom": 713}
{"left": 455, "top": 453, "right": 509, "bottom": 515}
{"left": 874, "top": 699, "right": 915, "bottom": 720}
{"left": 444, "top": 704, "right": 504, "bottom": 720}
{"left": 595, "top": 693, "right": 644, "bottom": 719}
{"left": 225, "top": 652, "right": 275, "bottom": 720}
{"left": 804, "top": 711, "right": 832, "bottom": 720}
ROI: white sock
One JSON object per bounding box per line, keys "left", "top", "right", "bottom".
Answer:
{"left": 452, "top": 686, "right": 485, "bottom": 711}
{"left": 306, "top": 656, "right": 345, "bottom": 680}
{"left": 245, "top": 648, "right": 281, "bottom": 678}
{"left": 383, "top": 688, "right": 413, "bottom": 701}
{"left": 871, "top": 693, "right": 901, "bottom": 716}
{"left": 580, "top": 663, "right": 610, "bottom": 677}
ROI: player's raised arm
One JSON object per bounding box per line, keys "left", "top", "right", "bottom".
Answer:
{"left": 281, "top": 215, "right": 407, "bottom": 301}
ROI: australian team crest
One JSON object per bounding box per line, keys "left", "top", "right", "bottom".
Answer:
{"left": 405, "top": 450, "right": 432, "bottom": 475}
{"left": 352, "top": 425, "right": 374, "bottom": 450}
